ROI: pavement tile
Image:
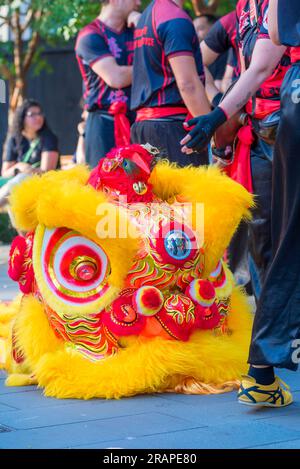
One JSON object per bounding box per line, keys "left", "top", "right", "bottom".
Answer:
{"left": 0, "top": 382, "right": 38, "bottom": 396}
{"left": 0, "top": 388, "right": 82, "bottom": 410}
{"left": 0, "top": 395, "right": 193, "bottom": 430}
{"left": 72, "top": 420, "right": 300, "bottom": 449}
{"left": 0, "top": 263, "right": 18, "bottom": 301}
{"left": 252, "top": 409, "right": 300, "bottom": 433}
{"left": 0, "top": 403, "right": 18, "bottom": 412}
{"left": 249, "top": 439, "right": 300, "bottom": 449}
{"left": 0, "top": 412, "right": 203, "bottom": 449}
{"left": 154, "top": 392, "right": 300, "bottom": 427}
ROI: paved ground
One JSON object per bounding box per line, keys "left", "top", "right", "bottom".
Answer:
{"left": 0, "top": 246, "right": 299, "bottom": 450}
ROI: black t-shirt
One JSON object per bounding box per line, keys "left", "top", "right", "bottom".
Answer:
{"left": 204, "top": 11, "right": 240, "bottom": 79}
{"left": 278, "top": 0, "right": 300, "bottom": 46}
{"left": 75, "top": 19, "right": 134, "bottom": 112}
{"left": 131, "top": 0, "right": 205, "bottom": 110}
{"left": 4, "top": 127, "right": 59, "bottom": 168}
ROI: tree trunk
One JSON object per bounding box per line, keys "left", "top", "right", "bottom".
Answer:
{"left": 8, "top": 11, "right": 40, "bottom": 125}
{"left": 192, "top": 0, "right": 219, "bottom": 15}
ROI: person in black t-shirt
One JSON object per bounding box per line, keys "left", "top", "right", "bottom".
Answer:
{"left": 0, "top": 99, "right": 59, "bottom": 207}
{"left": 193, "top": 14, "right": 218, "bottom": 43}
{"left": 75, "top": 0, "right": 141, "bottom": 168}
{"left": 194, "top": 13, "right": 232, "bottom": 94}
{"left": 130, "top": 0, "right": 210, "bottom": 167}
{"left": 201, "top": 11, "right": 239, "bottom": 103}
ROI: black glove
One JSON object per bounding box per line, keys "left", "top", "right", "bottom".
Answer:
{"left": 183, "top": 107, "right": 227, "bottom": 153}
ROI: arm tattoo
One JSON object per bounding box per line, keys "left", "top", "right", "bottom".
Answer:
{"left": 235, "top": 92, "right": 252, "bottom": 111}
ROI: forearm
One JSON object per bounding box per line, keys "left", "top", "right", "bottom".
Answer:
{"left": 40, "top": 152, "right": 59, "bottom": 172}
{"left": 113, "top": 66, "right": 133, "bottom": 89}
{"left": 75, "top": 137, "right": 86, "bottom": 165}
{"left": 93, "top": 58, "right": 133, "bottom": 89}
{"left": 204, "top": 67, "right": 221, "bottom": 103}
{"left": 219, "top": 66, "right": 274, "bottom": 118}
{"left": 268, "top": 0, "right": 280, "bottom": 45}
{"left": 2, "top": 163, "right": 19, "bottom": 178}
{"left": 221, "top": 65, "right": 234, "bottom": 93}
{"left": 178, "top": 78, "right": 211, "bottom": 117}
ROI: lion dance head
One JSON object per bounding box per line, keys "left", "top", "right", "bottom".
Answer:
{"left": 0, "top": 144, "right": 254, "bottom": 399}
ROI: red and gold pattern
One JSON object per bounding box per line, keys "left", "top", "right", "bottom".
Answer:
{"left": 156, "top": 294, "right": 196, "bottom": 341}
{"left": 44, "top": 302, "right": 118, "bottom": 360}
{"left": 102, "top": 289, "right": 146, "bottom": 337}
{"left": 8, "top": 232, "right": 34, "bottom": 294}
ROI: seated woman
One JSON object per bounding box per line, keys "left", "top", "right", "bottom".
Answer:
{"left": 0, "top": 99, "right": 59, "bottom": 208}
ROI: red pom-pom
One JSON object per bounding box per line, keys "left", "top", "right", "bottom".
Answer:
{"left": 199, "top": 280, "right": 215, "bottom": 300}
{"left": 141, "top": 289, "right": 162, "bottom": 309}
{"left": 133, "top": 286, "right": 164, "bottom": 316}
{"left": 185, "top": 279, "right": 216, "bottom": 307}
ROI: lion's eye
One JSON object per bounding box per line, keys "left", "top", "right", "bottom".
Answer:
{"left": 37, "top": 227, "right": 110, "bottom": 305}
{"left": 70, "top": 257, "right": 98, "bottom": 282}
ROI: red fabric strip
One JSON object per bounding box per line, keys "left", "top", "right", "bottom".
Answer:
{"left": 108, "top": 101, "right": 131, "bottom": 147}
{"left": 291, "top": 47, "right": 300, "bottom": 64}
{"left": 136, "top": 106, "right": 188, "bottom": 122}
{"left": 225, "top": 97, "right": 280, "bottom": 193}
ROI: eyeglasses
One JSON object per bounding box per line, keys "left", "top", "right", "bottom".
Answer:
{"left": 26, "top": 111, "right": 43, "bottom": 118}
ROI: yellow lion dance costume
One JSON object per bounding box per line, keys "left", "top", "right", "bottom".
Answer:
{"left": 0, "top": 144, "right": 253, "bottom": 399}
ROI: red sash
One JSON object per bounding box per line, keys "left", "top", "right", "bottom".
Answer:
{"left": 225, "top": 98, "right": 281, "bottom": 193}
{"left": 291, "top": 47, "right": 300, "bottom": 64}
{"left": 108, "top": 101, "right": 131, "bottom": 147}
{"left": 136, "top": 106, "right": 190, "bottom": 122}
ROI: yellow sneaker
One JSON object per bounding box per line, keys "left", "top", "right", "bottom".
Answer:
{"left": 238, "top": 375, "right": 293, "bottom": 408}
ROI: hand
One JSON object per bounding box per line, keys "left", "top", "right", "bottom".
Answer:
{"left": 180, "top": 107, "right": 227, "bottom": 154}
{"left": 77, "top": 121, "right": 86, "bottom": 136}
{"left": 127, "top": 11, "right": 141, "bottom": 28}
{"left": 15, "top": 162, "right": 35, "bottom": 174}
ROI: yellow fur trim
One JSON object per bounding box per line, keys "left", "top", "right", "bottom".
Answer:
{"left": 6, "top": 373, "right": 37, "bottom": 387}
{"left": 150, "top": 163, "right": 254, "bottom": 276}
{"left": 214, "top": 262, "right": 234, "bottom": 300}
{"left": 0, "top": 296, "right": 21, "bottom": 371}
{"left": 31, "top": 286, "right": 252, "bottom": 399}
{"left": 9, "top": 166, "right": 90, "bottom": 232}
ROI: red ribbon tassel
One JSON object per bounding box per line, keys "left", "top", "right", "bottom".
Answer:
{"left": 108, "top": 101, "right": 131, "bottom": 147}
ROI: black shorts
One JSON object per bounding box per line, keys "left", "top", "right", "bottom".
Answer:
{"left": 85, "top": 111, "right": 115, "bottom": 169}
{"left": 131, "top": 118, "right": 208, "bottom": 167}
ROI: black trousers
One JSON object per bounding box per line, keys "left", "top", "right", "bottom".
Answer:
{"left": 131, "top": 119, "right": 208, "bottom": 167}
{"left": 228, "top": 138, "right": 273, "bottom": 298}
{"left": 249, "top": 63, "right": 300, "bottom": 370}
{"left": 85, "top": 111, "right": 115, "bottom": 169}
{"left": 248, "top": 138, "right": 273, "bottom": 299}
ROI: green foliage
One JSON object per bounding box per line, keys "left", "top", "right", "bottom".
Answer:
{"left": 0, "top": 0, "right": 236, "bottom": 86}
{"left": 141, "top": 1, "right": 236, "bottom": 17}
{"left": 0, "top": 0, "right": 237, "bottom": 46}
